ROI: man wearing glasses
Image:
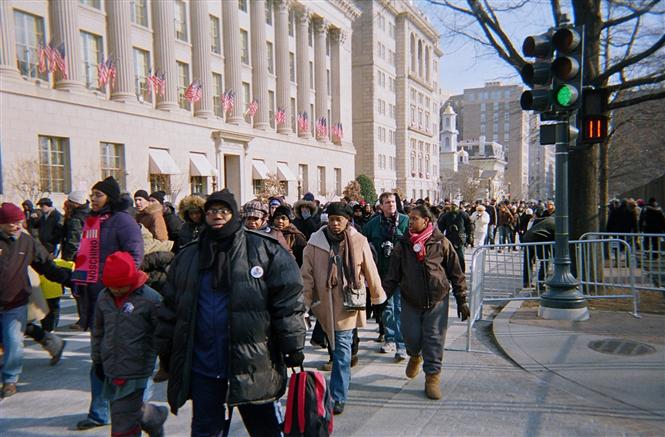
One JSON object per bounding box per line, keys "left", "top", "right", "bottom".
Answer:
{"left": 155, "top": 189, "right": 306, "bottom": 436}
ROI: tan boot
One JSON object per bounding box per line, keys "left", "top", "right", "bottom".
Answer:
{"left": 425, "top": 372, "right": 442, "bottom": 400}
{"left": 405, "top": 355, "right": 423, "bottom": 379}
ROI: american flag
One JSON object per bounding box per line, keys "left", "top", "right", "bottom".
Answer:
{"left": 184, "top": 80, "right": 203, "bottom": 103}
{"left": 316, "top": 117, "right": 328, "bottom": 138}
{"left": 222, "top": 90, "right": 235, "bottom": 114}
{"left": 147, "top": 71, "right": 166, "bottom": 97}
{"left": 244, "top": 99, "right": 259, "bottom": 117}
{"left": 39, "top": 43, "right": 66, "bottom": 77}
{"left": 275, "top": 107, "right": 287, "bottom": 126}
{"left": 53, "top": 43, "right": 67, "bottom": 79}
{"left": 297, "top": 111, "right": 309, "bottom": 133}
{"left": 97, "top": 58, "right": 116, "bottom": 89}
{"left": 331, "top": 122, "right": 344, "bottom": 141}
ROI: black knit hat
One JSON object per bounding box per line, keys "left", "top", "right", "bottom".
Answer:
{"left": 327, "top": 202, "right": 353, "bottom": 219}
{"left": 92, "top": 176, "right": 121, "bottom": 201}
{"left": 272, "top": 205, "right": 294, "bottom": 221}
{"left": 205, "top": 189, "right": 238, "bottom": 217}
{"left": 134, "top": 190, "right": 150, "bottom": 201}
{"left": 149, "top": 191, "right": 166, "bottom": 205}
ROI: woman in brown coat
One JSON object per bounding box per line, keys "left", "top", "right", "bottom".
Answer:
{"left": 301, "top": 202, "right": 386, "bottom": 415}
{"left": 134, "top": 190, "right": 168, "bottom": 242}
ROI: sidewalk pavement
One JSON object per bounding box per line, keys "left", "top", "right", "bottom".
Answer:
{"left": 1, "top": 297, "right": 664, "bottom": 436}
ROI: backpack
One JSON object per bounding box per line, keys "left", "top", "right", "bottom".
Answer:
{"left": 284, "top": 368, "right": 334, "bottom": 437}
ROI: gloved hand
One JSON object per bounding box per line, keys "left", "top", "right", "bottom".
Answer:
{"left": 94, "top": 363, "right": 105, "bottom": 381}
{"left": 284, "top": 350, "right": 305, "bottom": 368}
{"left": 455, "top": 294, "right": 471, "bottom": 321}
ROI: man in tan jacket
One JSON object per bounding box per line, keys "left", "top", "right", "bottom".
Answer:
{"left": 301, "top": 202, "right": 386, "bottom": 415}
{"left": 134, "top": 190, "right": 168, "bottom": 241}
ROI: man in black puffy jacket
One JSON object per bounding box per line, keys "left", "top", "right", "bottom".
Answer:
{"left": 155, "top": 189, "right": 306, "bottom": 437}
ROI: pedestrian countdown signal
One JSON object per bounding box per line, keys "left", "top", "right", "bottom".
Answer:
{"left": 580, "top": 115, "right": 608, "bottom": 144}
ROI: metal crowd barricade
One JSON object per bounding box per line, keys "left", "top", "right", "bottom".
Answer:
{"left": 580, "top": 232, "right": 665, "bottom": 293}
{"left": 465, "top": 238, "right": 638, "bottom": 351}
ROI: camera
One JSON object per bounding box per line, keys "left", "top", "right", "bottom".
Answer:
{"left": 381, "top": 240, "right": 394, "bottom": 257}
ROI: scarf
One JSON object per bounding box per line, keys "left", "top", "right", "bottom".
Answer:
{"left": 280, "top": 224, "right": 304, "bottom": 249}
{"left": 409, "top": 223, "right": 433, "bottom": 263}
{"left": 380, "top": 213, "right": 399, "bottom": 239}
{"left": 72, "top": 212, "right": 110, "bottom": 284}
{"left": 199, "top": 218, "right": 242, "bottom": 290}
{"left": 324, "top": 227, "right": 360, "bottom": 290}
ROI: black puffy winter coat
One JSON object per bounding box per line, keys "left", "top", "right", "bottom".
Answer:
{"left": 155, "top": 228, "right": 306, "bottom": 413}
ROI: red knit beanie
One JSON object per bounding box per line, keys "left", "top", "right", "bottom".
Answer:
{"left": 102, "top": 251, "right": 148, "bottom": 290}
{"left": 0, "top": 202, "right": 25, "bottom": 224}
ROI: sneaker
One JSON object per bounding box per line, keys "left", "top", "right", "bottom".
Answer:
{"left": 318, "top": 360, "right": 333, "bottom": 372}
{"left": 1, "top": 382, "right": 17, "bottom": 398}
{"left": 380, "top": 342, "right": 396, "bottom": 354}
{"left": 333, "top": 401, "right": 345, "bottom": 415}
{"left": 394, "top": 349, "right": 407, "bottom": 362}
{"left": 76, "top": 418, "right": 106, "bottom": 430}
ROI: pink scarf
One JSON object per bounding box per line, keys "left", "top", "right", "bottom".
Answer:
{"left": 72, "top": 214, "right": 108, "bottom": 284}
{"left": 408, "top": 223, "right": 433, "bottom": 262}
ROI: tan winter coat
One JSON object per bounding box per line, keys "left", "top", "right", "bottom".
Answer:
{"left": 136, "top": 202, "right": 168, "bottom": 241}
{"left": 301, "top": 226, "right": 386, "bottom": 349}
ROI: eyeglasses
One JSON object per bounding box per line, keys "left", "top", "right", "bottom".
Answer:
{"left": 206, "top": 207, "right": 233, "bottom": 216}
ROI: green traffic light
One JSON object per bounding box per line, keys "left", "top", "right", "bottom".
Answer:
{"left": 556, "top": 84, "right": 578, "bottom": 107}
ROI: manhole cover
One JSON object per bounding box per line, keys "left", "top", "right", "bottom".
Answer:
{"left": 588, "top": 339, "right": 656, "bottom": 356}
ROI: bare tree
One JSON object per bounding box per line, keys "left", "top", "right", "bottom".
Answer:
{"left": 442, "top": 164, "right": 483, "bottom": 202}
{"left": 429, "top": 0, "right": 665, "bottom": 238}
{"left": 6, "top": 158, "right": 51, "bottom": 203}
{"left": 257, "top": 173, "right": 286, "bottom": 202}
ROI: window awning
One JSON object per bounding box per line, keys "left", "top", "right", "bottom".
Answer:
{"left": 276, "top": 162, "right": 297, "bottom": 181}
{"left": 252, "top": 159, "right": 270, "bottom": 179}
{"left": 149, "top": 148, "right": 181, "bottom": 175}
{"left": 189, "top": 153, "right": 216, "bottom": 177}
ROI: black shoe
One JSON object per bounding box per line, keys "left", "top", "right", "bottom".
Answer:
{"left": 333, "top": 401, "right": 345, "bottom": 415}
{"left": 374, "top": 334, "right": 385, "bottom": 343}
{"left": 310, "top": 339, "right": 327, "bottom": 349}
{"left": 350, "top": 355, "right": 359, "bottom": 368}
{"left": 76, "top": 418, "right": 106, "bottom": 430}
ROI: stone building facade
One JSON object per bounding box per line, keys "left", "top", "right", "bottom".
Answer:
{"left": 352, "top": 0, "right": 441, "bottom": 202}
{"left": 0, "top": 0, "right": 359, "bottom": 205}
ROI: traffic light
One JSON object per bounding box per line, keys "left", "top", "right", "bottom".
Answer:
{"left": 551, "top": 26, "right": 584, "bottom": 111}
{"left": 578, "top": 87, "right": 609, "bottom": 144}
{"left": 520, "top": 31, "right": 554, "bottom": 113}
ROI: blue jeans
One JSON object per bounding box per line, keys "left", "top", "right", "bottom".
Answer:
{"left": 498, "top": 225, "right": 511, "bottom": 245}
{"left": 330, "top": 330, "right": 353, "bottom": 403}
{"left": 382, "top": 291, "right": 404, "bottom": 350}
{"left": 0, "top": 305, "right": 27, "bottom": 384}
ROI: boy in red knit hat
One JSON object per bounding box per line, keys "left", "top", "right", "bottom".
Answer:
{"left": 92, "top": 251, "right": 167, "bottom": 436}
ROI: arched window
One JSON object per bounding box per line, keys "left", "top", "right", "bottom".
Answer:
{"left": 410, "top": 34, "right": 416, "bottom": 72}
{"left": 425, "top": 47, "right": 430, "bottom": 81}
{"left": 444, "top": 137, "right": 450, "bottom": 149}
{"left": 417, "top": 40, "right": 423, "bottom": 78}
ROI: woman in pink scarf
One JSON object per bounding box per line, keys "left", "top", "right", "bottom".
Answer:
{"left": 383, "top": 205, "right": 470, "bottom": 400}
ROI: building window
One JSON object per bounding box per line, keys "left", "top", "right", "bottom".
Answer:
{"left": 310, "top": 103, "right": 315, "bottom": 136}
{"left": 290, "top": 97, "right": 296, "bottom": 131}
{"left": 133, "top": 47, "right": 151, "bottom": 102}
{"left": 267, "top": 42, "right": 274, "bottom": 74}
{"left": 175, "top": 0, "right": 188, "bottom": 42}
{"left": 240, "top": 29, "right": 250, "bottom": 64}
{"left": 288, "top": 10, "right": 295, "bottom": 36}
{"left": 100, "top": 142, "right": 126, "bottom": 188}
{"left": 265, "top": 0, "right": 273, "bottom": 25}
{"left": 268, "top": 90, "right": 275, "bottom": 128}
{"left": 80, "top": 31, "right": 103, "bottom": 90}
{"left": 327, "top": 70, "right": 330, "bottom": 96}
{"left": 317, "top": 166, "right": 326, "bottom": 195}
{"left": 309, "top": 61, "right": 314, "bottom": 89}
{"left": 334, "top": 168, "right": 341, "bottom": 195}
{"left": 150, "top": 174, "right": 171, "bottom": 194}
{"left": 252, "top": 179, "right": 265, "bottom": 196}
{"left": 238, "top": 0, "right": 248, "bottom": 12}
{"left": 190, "top": 176, "right": 207, "bottom": 195}
{"left": 298, "top": 164, "right": 308, "bottom": 192}
{"left": 39, "top": 136, "right": 70, "bottom": 193}
{"left": 210, "top": 15, "right": 221, "bottom": 54}
{"left": 130, "top": 0, "right": 148, "bottom": 27}
{"left": 177, "top": 61, "right": 190, "bottom": 110}
{"left": 79, "top": 0, "right": 101, "bottom": 9}
{"left": 289, "top": 52, "right": 295, "bottom": 82}
{"left": 14, "top": 10, "right": 47, "bottom": 81}
{"left": 213, "top": 72, "right": 223, "bottom": 116}
{"left": 308, "top": 22, "right": 313, "bottom": 47}
{"left": 243, "top": 81, "right": 251, "bottom": 122}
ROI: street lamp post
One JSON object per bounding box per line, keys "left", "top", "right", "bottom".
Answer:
{"left": 539, "top": 118, "right": 589, "bottom": 320}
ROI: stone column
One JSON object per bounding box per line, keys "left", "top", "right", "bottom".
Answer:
{"left": 222, "top": 0, "right": 243, "bottom": 124}
{"left": 329, "top": 27, "right": 343, "bottom": 135}
{"left": 274, "top": 0, "right": 291, "bottom": 134}
{"left": 250, "top": 0, "right": 269, "bottom": 129}
{"left": 313, "top": 17, "right": 327, "bottom": 141}
{"left": 295, "top": 7, "right": 310, "bottom": 138}
{"left": 190, "top": 0, "right": 213, "bottom": 117}
{"left": 151, "top": 0, "right": 179, "bottom": 110}
{"left": 0, "top": 0, "right": 20, "bottom": 78}
{"left": 105, "top": 0, "right": 134, "bottom": 101}
{"left": 49, "top": 0, "right": 84, "bottom": 91}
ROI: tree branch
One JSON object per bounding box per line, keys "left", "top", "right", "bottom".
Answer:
{"left": 598, "top": 33, "right": 665, "bottom": 83}
{"left": 606, "top": 72, "right": 665, "bottom": 92}
{"left": 551, "top": 0, "right": 562, "bottom": 25}
{"left": 602, "top": 0, "right": 661, "bottom": 29}
{"left": 608, "top": 89, "right": 665, "bottom": 110}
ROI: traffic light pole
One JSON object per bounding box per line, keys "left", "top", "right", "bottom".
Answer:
{"left": 539, "top": 117, "right": 589, "bottom": 320}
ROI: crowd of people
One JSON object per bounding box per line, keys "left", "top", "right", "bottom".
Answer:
{"left": 1, "top": 176, "right": 663, "bottom": 436}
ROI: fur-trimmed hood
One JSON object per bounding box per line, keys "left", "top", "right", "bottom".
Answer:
{"left": 293, "top": 199, "right": 317, "bottom": 219}
{"left": 177, "top": 195, "right": 205, "bottom": 222}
